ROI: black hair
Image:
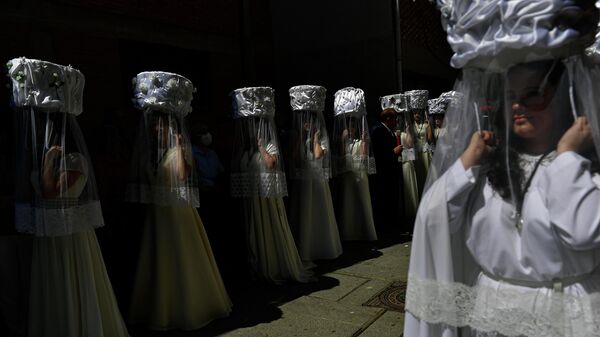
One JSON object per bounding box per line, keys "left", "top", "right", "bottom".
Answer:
{"left": 487, "top": 60, "right": 571, "bottom": 200}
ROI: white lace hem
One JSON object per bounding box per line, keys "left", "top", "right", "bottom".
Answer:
{"left": 230, "top": 172, "right": 288, "bottom": 198}
{"left": 15, "top": 201, "right": 104, "bottom": 237}
{"left": 405, "top": 273, "right": 600, "bottom": 337}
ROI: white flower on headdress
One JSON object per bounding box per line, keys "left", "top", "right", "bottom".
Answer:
{"left": 139, "top": 83, "right": 149, "bottom": 95}
{"left": 14, "top": 71, "right": 26, "bottom": 82}
{"left": 145, "top": 97, "right": 158, "bottom": 104}
{"left": 166, "top": 78, "right": 178, "bottom": 90}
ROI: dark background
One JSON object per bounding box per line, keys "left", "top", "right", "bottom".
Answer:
{"left": 0, "top": 0, "right": 457, "bottom": 335}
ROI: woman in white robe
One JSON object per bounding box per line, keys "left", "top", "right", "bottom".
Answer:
{"left": 331, "top": 87, "right": 377, "bottom": 241}
{"left": 288, "top": 85, "right": 342, "bottom": 262}
{"left": 404, "top": 47, "right": 600, "bottom": 337}
{"left": 8, "top": 57, "right": 130, "bottom": 337}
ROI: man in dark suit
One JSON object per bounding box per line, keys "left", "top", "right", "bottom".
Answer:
{"left": 370, "top": 108, "right": 403, "bottom": 236}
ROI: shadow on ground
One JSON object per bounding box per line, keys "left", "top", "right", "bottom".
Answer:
{"left": 128, "top": 222, "right": 411, "bottom": 337}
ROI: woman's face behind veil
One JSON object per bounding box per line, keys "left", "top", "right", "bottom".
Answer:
{"left": 506, "top": 61, "right": 564, "bottom": 145}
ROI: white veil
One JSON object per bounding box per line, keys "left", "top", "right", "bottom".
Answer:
{"left": 288, "top": 85, "right": 331, "bottom": 180}
{"left": 9, "top": 57, "right": 104, "bottom": 237}
{"left": 230, "top": 87, "right": 288, "bottom": 198}
{"left": 331, "top": 87, "right": 376, "bottom": 177}
{"left": 405, "top": 1, "right": 600, "bottom": 336}
{"left": 126, "top": 71, "right": 199, "bottom": 207}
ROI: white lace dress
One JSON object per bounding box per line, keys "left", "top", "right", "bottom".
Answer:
{"left": 404, "top": 151, "right": 600, "bottom": 337}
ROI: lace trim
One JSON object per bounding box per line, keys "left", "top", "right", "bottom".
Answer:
{"left": 15, "top": 201, "right": 104, "bottom": 237}
{"left": 125, "top": 184, "right": 200, "bottom": 207}
{"left": 405, "top": 273, "right": 600, "bottom": 337}
{"left": 230, "top": 172, "right": 288, "bottom": 197}
{"left": 332, "top": 156, "right": 376, "bottom": 176}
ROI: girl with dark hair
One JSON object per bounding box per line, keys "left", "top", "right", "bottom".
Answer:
{"left": 404, "top": 1, "right": 600, "bottom": 335}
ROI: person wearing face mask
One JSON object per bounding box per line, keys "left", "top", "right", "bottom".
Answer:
{"left": 191, "top": 124, "right": 229, "bottom": 263}
{"left": 192, "top": 125, "right": 224, "bottom": 190}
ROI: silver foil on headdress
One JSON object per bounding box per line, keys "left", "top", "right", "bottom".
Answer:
{"left": 289, "top": 85, "right": 326, "bottom": 112}
{"left": 334, "top": 87, "right": 366, "bottom": 117}
{"left": 7, "top": 57, "right": 85, "bottom": 115}
{"left": 405, "top": 90, "right": 429, "bottom": 110}
{"left": 428, "top": 98, "right": 447, "bottom": 115}
{"left": 380, "top": 93, "right": 407, "bottom": 112}
{"left": 133, "top": 71, "right": 194, "bottom": 116}
{"left": 585, "top": 4, "right": 600, "bottom": 62}
{"left": 434, "top": 0, "right": 599, "bottom": 69}
{"left": 439, "top": 90, "right": 464, "bottom": 109}
{"left": 231, "top": 87, "right": 275, "bottom": 118}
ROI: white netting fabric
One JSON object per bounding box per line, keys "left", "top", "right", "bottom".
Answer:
{"left": 127, "top": 71, "right": 200, "bottom": 207}
{"left": 331, "top": 87, "right": 376, "bottom": 176}
{"left": 9, "top": 57, "right": 104, "bottom": 237}
{"left": 230, "top": 87, "right": 288, "bottom": 198}
{"left": 288, "top": 85, "right": 332, "bottom": 181}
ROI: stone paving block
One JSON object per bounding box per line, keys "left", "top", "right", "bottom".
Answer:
{"left": 309, "top": 273, "right": 370, "bottom": 302}
{"left": 212, "top": 242, "right": 411, "bottom": 337}
{"left": 335, "top": 244, "right": 410, "bottom": 282}
{"left": 335, "top": 262, "right": 399, "bottom": 282}
{"left": 251, "top": 311, "right": 362, "bottom": 337}
{"left": 357, "top": 310, "right": 404, "bottom": 337}
{"left": 217, "top": 328, "right": 269, "bottom": 337}
{"left": 338, "top": 279, "right": 390, "bottom": 307}
{"left": 279, "top": 295, "right": 383, "bottom": 327}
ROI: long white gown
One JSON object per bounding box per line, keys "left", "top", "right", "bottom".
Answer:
{"left": 400, "top": 132, "right": 419, "bottom": 218}
{"left": 414, "top": 122, "right": 431, "bottom": 193}
{"left": 129, "top": 148, "right": 232, "bottom": 330}
{"left": 334, "top": 139, "right": 377, "bottom": 241}
{"left": 404, "top": 151, "right": 600, "bottom": 337}
{"left": 289, "top": 138, "right": 342, "bottom": 261}
{"left": 241, "top": 144, "right": 311, "bottom": 283}
{"left": 28, "top": 157, "right": 130, "bottom": 337}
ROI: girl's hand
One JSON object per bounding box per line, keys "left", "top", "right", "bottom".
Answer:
{"left": 45, "top": 146, "right": 62, "bottom": 160}
{"left": 557, "top": 117, "right": 593, "bottom": 155}
{"left": 461, "top": 131, "right": 495, "bottom": 169}
{"left": 313, "top": 130, "right": 321, "bottom": 142}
